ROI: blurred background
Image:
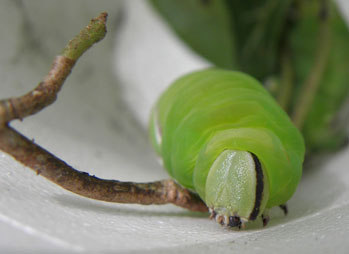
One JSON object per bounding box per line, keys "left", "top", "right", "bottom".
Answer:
{"left": 0, "top": 0, "right": 348, "bottom": 253}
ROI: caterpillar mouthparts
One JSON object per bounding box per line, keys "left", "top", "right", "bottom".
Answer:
{"left": 209, "top": 207, "right": 247, "bottom": 229}
{"left": 209, "top": 207, "right": 271, "bottom": 229}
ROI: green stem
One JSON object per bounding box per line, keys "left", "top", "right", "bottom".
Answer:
{"left": 62, "top": 12, "right": 108, "bottom": 60}
{"left": 292, "top": 1, "right": 331, "bottom": 129}
{"left": 277, "top": 49, "right": 293, "bottom": 111}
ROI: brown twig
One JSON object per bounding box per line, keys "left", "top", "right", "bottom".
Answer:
{"left": 0, "top": 126, "right": 207, "bottom": 212}
{"left": 0, "top": 56, "right": 75, "bottom": 126}
{"left": 0, "top": 12, "right": 207, "bottom": 213}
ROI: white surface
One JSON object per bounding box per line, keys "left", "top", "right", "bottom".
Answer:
{"left": 114, "top": 1, "right": 210, "bottom": 127}
{"left": 0, "top": 0, "right": 348, "bottom": 253}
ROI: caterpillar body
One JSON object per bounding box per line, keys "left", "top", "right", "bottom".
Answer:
{"left": 149, "top": 69, "right": 305, "bottom": 228}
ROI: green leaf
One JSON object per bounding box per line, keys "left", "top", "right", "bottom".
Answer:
{"left": 150, "top": 0, "right": 236, "bottom": 69}
{"left": 149, "top": 0, "right": 292, "bottom": 80}
{"left": 289, "top": 1, "right": 349, "bottom": 153}
{"left": 224, "top": 0, "right": 292, "bottom": 80}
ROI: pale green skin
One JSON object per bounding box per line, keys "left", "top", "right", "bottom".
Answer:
{"left": 149, "top": 69, "right": 305, "bottom": 220}
{"left": 205, "top": 150, "right": 270, "bottom": 220}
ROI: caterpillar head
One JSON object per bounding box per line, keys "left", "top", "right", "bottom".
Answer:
{"left": 205, "top": 150, "right": 269, "bottom": 229}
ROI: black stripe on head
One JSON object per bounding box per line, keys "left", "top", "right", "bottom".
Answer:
{"left": 249, "top": 153, "right": 264, "bottom": 221}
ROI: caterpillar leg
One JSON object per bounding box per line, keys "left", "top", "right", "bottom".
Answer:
{"left": 260, "top": 208, "right": 270, "bottom": 227}
{"left": 261, "top": 213, "right": 270, "bottom": 227}
{"left": 279, "top": 204, "right": 288, "bottom": 215}
{"left": 261, "top": 205, "right": 288, "bottom": 227}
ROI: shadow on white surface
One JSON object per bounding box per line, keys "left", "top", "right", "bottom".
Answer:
{"left": 53, "top": 194, "right": 208, "bottom": 219}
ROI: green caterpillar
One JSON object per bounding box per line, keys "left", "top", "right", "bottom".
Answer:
{"left": 149, "top": 69, "right": 305, "bottom": 228}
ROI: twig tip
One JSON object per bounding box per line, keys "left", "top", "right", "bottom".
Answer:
{"left": 92, "top": 12, "right": 108, "bottom": 24}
